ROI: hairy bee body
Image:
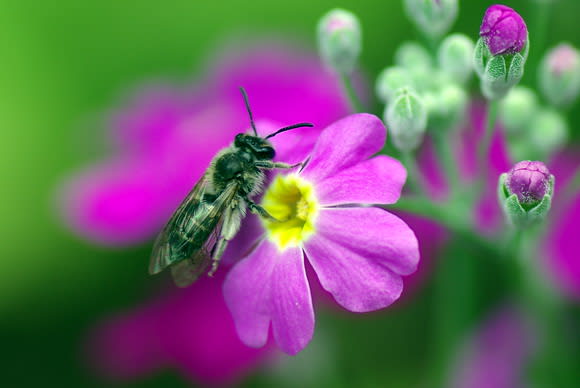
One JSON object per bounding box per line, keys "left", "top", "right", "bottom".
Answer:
{"left": 149, "top": 88, "right": 313, "bottom": 287}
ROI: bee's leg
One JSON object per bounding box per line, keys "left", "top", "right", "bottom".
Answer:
{"left": 247, "top": 199, "right": 279, "bottom": 221}
{"left": 254, "top": 161, "right": 302, "bottom": 170}
{"left": 209, "top": 237, "right": 229, "bottom": 276}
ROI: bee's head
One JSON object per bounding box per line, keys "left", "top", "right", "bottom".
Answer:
{"left": 235, "top": 133, "right": 275, "bottom": 160}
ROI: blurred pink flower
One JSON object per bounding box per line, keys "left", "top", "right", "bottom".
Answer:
{"left": 75, "top": 42, "right": 352, "bottom": 385}
{"left": 450, "top": 304, "right": 535, "bottom": 388}
{"left": 58, "top": 42, "right": 350, "bottom": 246}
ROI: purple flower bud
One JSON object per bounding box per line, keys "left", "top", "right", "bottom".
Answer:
{"left": 547, "top": 44, "right": 579, "bottom": 76}
{"left": 506, "top": 161, "right": 552, "bottom": 205}
{"left": 480, "top": 5, "right": 527, "bottom": 56}
{"left": 539, "top": 43, "right": 580, "bottom": 107}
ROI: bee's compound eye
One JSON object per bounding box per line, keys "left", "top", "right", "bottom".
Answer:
{"left": 258, "top": 147, "right": 275, "bottom": 160}
{"left": 234, "top": 134, "right": 245, "bottom": 147}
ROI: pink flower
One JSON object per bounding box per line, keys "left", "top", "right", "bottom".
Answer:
{"left": 73, "top": 42, "right": 353, "bottom": 385}
{"left": 224, "top": 114, "right": 420, "bottom": 355}
{"left": 58, "top": 43, "right": 349, "bottom": 246}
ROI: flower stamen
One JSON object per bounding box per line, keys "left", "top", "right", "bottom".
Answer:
{"left": 261, "top": 174, "right": 319, "bottom": 250}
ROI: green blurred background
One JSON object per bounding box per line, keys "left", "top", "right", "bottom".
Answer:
{"left": 0, "top": 0, "right": 578, "bottom": 387}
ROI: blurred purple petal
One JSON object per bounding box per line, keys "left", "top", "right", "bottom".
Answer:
{"left": 451, "top": 305, "right": 535, "bottom": 388}
{"left": 58, "top": 42, "right": 349, "bottom": 245}
{"left": 210, "top": 42, "right": 349, "bottom": 130}
{"left": 88, "top": 273, "right": 271, "bottom": 385}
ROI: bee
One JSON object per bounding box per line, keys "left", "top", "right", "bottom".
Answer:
{"left": 149, "top": 88, "right": 313, "bottom": 287}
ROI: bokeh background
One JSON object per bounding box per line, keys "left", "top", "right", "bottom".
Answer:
{"left": 1, "top": 0, "right": 578, "bottom": 387}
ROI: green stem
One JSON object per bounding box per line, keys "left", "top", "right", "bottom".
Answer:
{"left": 401, "top": 151, "right": 424, "bottom": 195}
{"left": 433, "top": 131, "right": 461, "bottom": 198}
{"left": 477, "top": 99, "right": 499, "bottom": 182}
{"left": 339, "top": 72, "right": 363, "bottom": 113}
{"left": 509, "top": 226, "right": 578, "bottom": 386}
{"left": 389, "top": 197, "right": 491, "bottom": 249}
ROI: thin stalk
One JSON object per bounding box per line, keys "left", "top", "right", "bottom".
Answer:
{"left": 477, "top": 99, "right": 499, "bottom": 182}
{"left": 433, "top": 131, "right": 461, "bottom": 198}
{"left": 401, "top": 151, "right": 424, "bottom": 195}
{"left": 339, "top": 72, "right": 363, "bottom": 113}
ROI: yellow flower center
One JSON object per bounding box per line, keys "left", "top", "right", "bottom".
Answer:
{"left": 261, "top": 173, "right": 319, "bottom": 250}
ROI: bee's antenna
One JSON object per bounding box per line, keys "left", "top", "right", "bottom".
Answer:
{"left": 265, "top": 123, "right": 314, "bottom": 139}
{"left": 240, "top": 87, "right": 258, "bottom": 136}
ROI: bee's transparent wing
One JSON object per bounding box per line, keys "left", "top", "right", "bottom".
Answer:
{"left": 168, "top": 182, "right": 240, "bottom": 287}
{"left": 149, "top": 173, "right": 211, "bottom": 275}
{"left": 150, "top": 177, "right": 240, "bottom": 287}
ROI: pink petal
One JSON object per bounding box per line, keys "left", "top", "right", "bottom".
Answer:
{"left": 304, "top": 207, "right": 419, "bottom": 312}
{"left": 210, "top": 42, "right": 349, "bottom": 131}
{"left": 223, "top": 241, "right": 314, "bottom": 355}
{"left": 314, "top": 155, "right": 406, "bottom": 206}
{"left": 302, "top": 114, "right": 387, "bottom": 183}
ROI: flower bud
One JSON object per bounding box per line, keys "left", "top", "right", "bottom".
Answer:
{"left": 480, "top": 5, "right": 527, "bottom": 56}
{"left": 403, "top": 0, "right": 458, "bottom": 39}
{"left": 438, "top": 33, "right": 475, "bottom": 85}
{"left": 317, "top": 9, "right": 362, "bottom": 75}
{"left": 528, "top": 109, "right": 568, "bottom": 158}
{"left": 427, "top": 83, "right": 468, "bottom": 132}
{"left": 376, "top": 67, "right": 414, "bottom": 103}
{"left": 395, "top": 41, "right": 432, "bottom": 71}
{"left": 538, "top": 43, "right": 580, "bottom": 107}
{"left": 474, "top": 5, "right": 529, "bottom": 100}
{"left": 499, "top": 86, "right": 538, "bottom": 134}
{"left": 498, "top": 161, "right": 554, "bottom": 227}
{"left": 384, "top": 88, "right": 427, "bottom": 152}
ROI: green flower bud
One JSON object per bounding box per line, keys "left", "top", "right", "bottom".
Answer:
{"left": 403, "top": 0, "right": 458, "bottom": 39}
{"left": 317, "top": 9, "right": 362, "bottom": 74}
{"left": 498, "top": 161, "right": 554, "bottom": 228}
{"left": 376, "top": 67, "right": 414, "bottom": 103}
{"left": 438, "top": 33, "right": 475, "bottom": 85}
{"left": 499, "top": 86, "right": 538, "bottom": 135}
{"left": 538, "top": 43, "right": 580, "bottom": 107}
{"left": 528, "top": 109, "right": 568, "bottom": 158}
{"left": 427, "top": 83, "right": 468, "bottom": 131}
{"left": 384, "top": 88, "right": 427, "bottom": 152}
{"left": 395, "top": 41, "right": 432, "bottom": 71}
{"left": 474, "top": 37, "right": 529, "bottom": 100}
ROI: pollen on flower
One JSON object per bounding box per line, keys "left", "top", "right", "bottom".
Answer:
{"left": 261, "top": 174, "right": 319, "bottom": 250}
